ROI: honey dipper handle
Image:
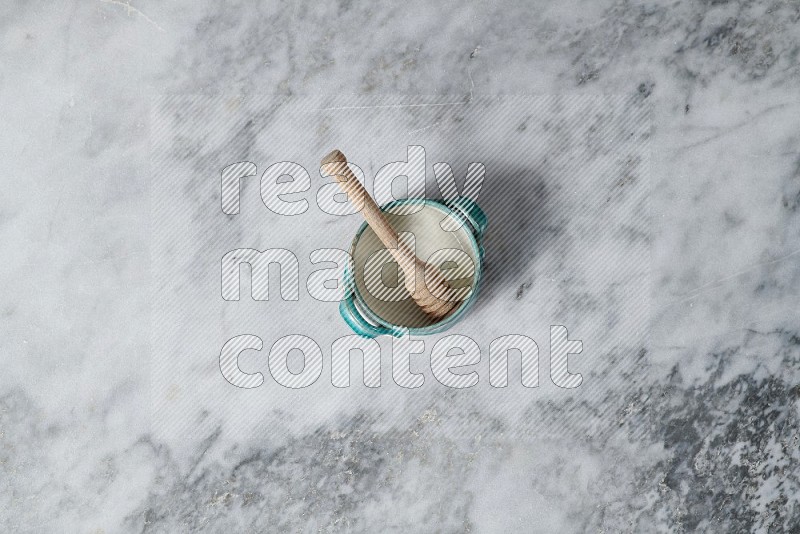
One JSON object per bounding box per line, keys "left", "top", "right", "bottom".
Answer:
{"left": 320, "top": 150, "right": 416, "bottom": 274}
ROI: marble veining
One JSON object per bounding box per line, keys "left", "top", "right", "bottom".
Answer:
{"left": 1, "top": 0, "right": 799, "bottom": 532}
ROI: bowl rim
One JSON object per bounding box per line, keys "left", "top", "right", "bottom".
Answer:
{"left": 346, "top": 197, "right": 483, "bottom": 335}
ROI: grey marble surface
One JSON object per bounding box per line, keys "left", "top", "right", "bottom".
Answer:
{"left": 2, "top": 0, "right": 799, "bottom": 532}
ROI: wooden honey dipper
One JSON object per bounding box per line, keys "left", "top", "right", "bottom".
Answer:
{"left": 321, "top": 149, "right": 459, "bottom": 320}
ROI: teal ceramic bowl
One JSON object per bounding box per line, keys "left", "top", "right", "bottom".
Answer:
{"left": 340, "top": 197, "right": 487, "bottom": 338}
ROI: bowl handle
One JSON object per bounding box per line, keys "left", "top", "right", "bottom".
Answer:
{"left": 339, "top": 294, "right": 394, "bottom": 338}
{"left": 447, "top": 197, "right": 488, "bottom": 241}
